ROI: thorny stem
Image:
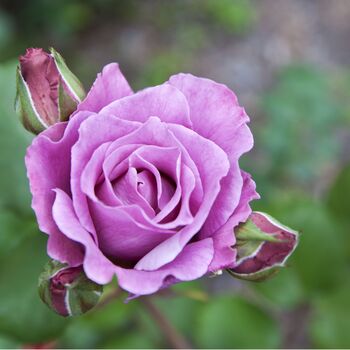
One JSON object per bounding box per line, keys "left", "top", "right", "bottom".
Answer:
{"left": 140, "top": 297, "right": 192, "bottom": 349}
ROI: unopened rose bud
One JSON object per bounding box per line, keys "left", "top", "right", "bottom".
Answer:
{"left": 15, "top": 47, "right": 85, "bottom": 134}
{"left": 38, "top": 260, "right": 103, "bottom": 317}
{"left": 228, "top": 212, "right": 299, "bottom": 281}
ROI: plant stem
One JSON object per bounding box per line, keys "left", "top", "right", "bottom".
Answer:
{"left": 95, "top": 287, "right": 123, "bottom": 310}
{"left": 141, "top": 297, "right": 191, "bottom": 349}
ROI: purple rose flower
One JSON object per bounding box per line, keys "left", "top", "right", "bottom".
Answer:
{"left": 26, "top": 62, "right": 259, "bottom": 296}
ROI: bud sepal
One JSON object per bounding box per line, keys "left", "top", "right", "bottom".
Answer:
{"left": 228, "top": 211, "right": 299, "bottom": 282}
{"left": 38, "top": 260, "right": 103, "bottom": 317}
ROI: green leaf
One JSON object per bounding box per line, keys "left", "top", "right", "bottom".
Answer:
{"left": 59, "top": 288, "right": 138, "bottom": 348}
{"left": 0, "top": 61, "right": 33, "bottom": 214}
{"left": 310, "top": 279, "right": 350, "bottom": 348}
{"left": 194, "top": 295, "right": 280, "bottom": 348}
{"left": 154, "top": 291, "right": 203, "bottom": 339}
{"left": 257, "top": 65, "right": 345, "bottom": 190}
{"left": 0, "top": 234, "right": 68, "bottom": 342}
{"left": 253, "top": 268, "right": 305, "bottom": 309}
{"left": 101, "top": 333, "right": 155, "bottom": 349}
{"left": 327, "top": 163, "right": 350, "bottom": 224}
{"left": 0, "top": 333, "right": 19, "bottom": 349}
{"left": 0, "top": 210, "right": 36, "bottom": 257}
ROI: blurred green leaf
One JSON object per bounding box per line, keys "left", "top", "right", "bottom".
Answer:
{"left": 0, "top": 333, "right": 19, "bottom": 348}
{"left": 327, "top": 163, "right": 350, "bottom": 224}
{"left": 58, "top": 321, "right": 102, "bottom": 349}
{"left": 101, "top": 332, "right": 155, "bottom": 349}
{"left": 253, "top": 268, "right": 305, "bottom": 309}
{"left": 0, "top": 210, "right": 36, "bottom": 257}
{"left": 259, "top": 65, "right": 345, "bottom": 191}
{"left": 194, "top": 295, "right": 280, "bottom": 348}
{"left": 155, "top": 294, "right": 203, "bottom": 339}
{"left": 203, "top": 0, "right": 256, "bottom": 33}
{"left": 310, "top": 280, "right": 350, "bottom": 348}
{"left": 0, "top": 61, "right": 33, "bottom": 214}
{"left": 0, "top": 234, "right": 67, "bottom": 343}
{"left": 135, "top": 52, "right": 185, "bottom": 90}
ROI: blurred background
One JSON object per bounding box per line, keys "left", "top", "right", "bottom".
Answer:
{"left": 0, "top": 0, "right": 350, "bottom": 348}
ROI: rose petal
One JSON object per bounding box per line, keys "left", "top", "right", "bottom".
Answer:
{"left": 137, "top": 170, "right": 158, "bottom": 209}
{"left": 77, "top": 63, "right": 133, "bottom": 113}
{"left": 135, "top": 123, "right": 230, "bottom": 271}
{"left": 52, "top": 189, "right": 214, "bottom": 295}
{"left": 47, "top": 227, "right": 84, "bottom": 267}
{"left": 100, "top": 84, "right": 192, "bottom": 128}
{"left": 26, "top": 111, "right": 91, "bottom": 234}
{"left": 169, "top": 73, "right": 254, "bottom": 236}
{"left": 208, "top": 171, "right": 259, "bottom": 271}
{"left": 168, "top": 73, "right": 248, "bottom": 153}
{"left": 52, "top": 189, "right": 116, "bottom": 284}
{"left": 71, "top": 115, "right": 140, "bottom": 236}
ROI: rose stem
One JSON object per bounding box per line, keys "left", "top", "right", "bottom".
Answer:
{"left": 140, "top": 297, "right": 192, "bottom": 349}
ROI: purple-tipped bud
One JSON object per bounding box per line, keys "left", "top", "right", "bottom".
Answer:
{"left": 228, "top": 212, "right": 299, "bottom": 281}
{"left": 38, "top": 260, "right": 103, "bottom": 317}
{"left": 15, "top": 48, "right": 85, "bottom": 134}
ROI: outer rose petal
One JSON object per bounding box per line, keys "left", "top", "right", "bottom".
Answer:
{"left": 168, "top": 73, "right": 248, "bottom": 153}
{"left": 25, "top": 111, "right": 93, "bottom": 266}
{"left": 169, "top": 73, "right": 254, "bottom": 236}
{"left": 77, "top": 63, "right": 133, "bottom": 113}
{"left": 100, "top": 84, "right": 192, "bottom": 128}
{"left": 209, "top": 171, "right": 260, "bottom": 271}
{"left": 52, "top": 189, "right": 214, "bottom": 295}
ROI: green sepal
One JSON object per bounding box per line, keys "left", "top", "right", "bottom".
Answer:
{"left": 66, "top": 274, "right": 103, "bottom": 316}
{"left": 15, "top": 66, "right": 46, "bottom": 134}
{"left": 50, "top": 47, "right": 86, "bottom": 102}
{"left": 38, "top": 260, "right": 103, "bottom": 317}
{"left": 227, "top": 265, "right": 281, "bottom": 282}
{"left": 236, "top": 219, "right": 282, "bottom": 243}
{"left": 58, "top": 79, "right": 79, "bottom": 122}
{"left": 38, "top": 260, "right": 66, "bottom": 310}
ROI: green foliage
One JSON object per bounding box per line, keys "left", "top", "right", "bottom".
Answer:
{"left": 257, "top": 65, "right": 346, "bottom": 193}
{"left": 327, "top": 163, "right": 350, "bottom": 224}
{"left": 194, "top": 295, "right": 280, "bottom": 348}
{"left": 0, "top": 334, "right": 19, "bottom": 349}
{"left": 0, "top": 234, "right": 68, "bottom": 343}
{"left": 253, "top": 268, "right": 305, "bottom": 309}
{"left": 135, "top": 52, "right": 185, "bottom": 89}
{"left": 310, "top": 282, "right": 350, "bottom": 348}
{"left": 0, "top": 62, "right": 32, "bottom": 214}
{"left": 202, "top": 0, "right": 256, "bottom": 33}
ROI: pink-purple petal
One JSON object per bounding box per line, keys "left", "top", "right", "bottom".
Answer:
{"left": 100, "top": 84, "right": 192, "bottom": 128}
{"left": 77, "top": 63, "right": 133, "bottom": 113}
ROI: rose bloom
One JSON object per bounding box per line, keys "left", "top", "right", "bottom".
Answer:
{"left": 26, "top": 63, "right": 259, "bottom": 296}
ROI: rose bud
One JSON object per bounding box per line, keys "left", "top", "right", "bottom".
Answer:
{"left": 228, "top": 211, "right": 299, "bottom": 281}
{"left": 38, "top": 260, "right": 103, "bottom": 317}
{"left": 15, "top": 47, "right": 85, "bottom": 134}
